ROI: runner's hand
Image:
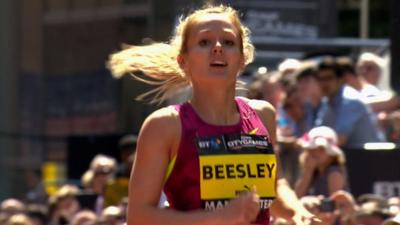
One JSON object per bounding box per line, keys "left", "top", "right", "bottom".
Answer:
{"left": 219, "top": 187, "right": 260, "bottom": 225}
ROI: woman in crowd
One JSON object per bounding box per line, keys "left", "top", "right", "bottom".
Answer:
{"left": 295, "top": 126, "right": 348, "bottom": 197}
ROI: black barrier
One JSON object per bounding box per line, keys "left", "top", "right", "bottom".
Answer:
{"left": 345, "top": 149, "right": 400, "bottom": 198}
{"left": 67, "top": 135, "right": 123, "bottom": 181}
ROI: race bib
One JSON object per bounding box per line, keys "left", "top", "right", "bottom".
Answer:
{"left": 196, "top": 133, "right": 276, "bottom": 210}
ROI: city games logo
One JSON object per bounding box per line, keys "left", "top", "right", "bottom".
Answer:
{"left": 227, "top": 135, "right": 269, "bottom": 150}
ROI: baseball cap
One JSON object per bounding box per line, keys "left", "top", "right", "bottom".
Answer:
{"left": 301, "top": 126, "right": 345, "bottom": 163}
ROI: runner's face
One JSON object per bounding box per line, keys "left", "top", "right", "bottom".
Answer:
{"left": 179, "top": 14, "right": 244, "bottom": 87}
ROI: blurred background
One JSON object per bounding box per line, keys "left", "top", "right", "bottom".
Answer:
{"left": 0, "top": 0, "right": 399, "bottom": 203}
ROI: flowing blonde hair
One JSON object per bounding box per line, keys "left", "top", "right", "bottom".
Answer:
{"left": 107, "top": 4, "right": 254, "bottom": 104}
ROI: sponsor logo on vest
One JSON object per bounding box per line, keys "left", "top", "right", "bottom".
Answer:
{"left": 197, "top": 138, "right": 223, "bottom": 150}
{"left": 226, "top": 135, "right": 269, "bottom": 150}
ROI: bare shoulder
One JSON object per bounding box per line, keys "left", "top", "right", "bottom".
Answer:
{"left": 139, "top": 105, "right": 181, "bottom": 148}
{"left": 145, "top": 105, "right": 180, "bottom": 123}
{"left": 142, "top": 106, "right": 180, "bottom": 134}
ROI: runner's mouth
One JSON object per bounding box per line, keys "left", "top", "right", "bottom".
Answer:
{"left": 210, "top": 61, "right": 227, "bottom": 67}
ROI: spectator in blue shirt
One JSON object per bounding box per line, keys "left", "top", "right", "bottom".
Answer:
{"left": 313, "top": 57, "right": 385, "bottom": 149}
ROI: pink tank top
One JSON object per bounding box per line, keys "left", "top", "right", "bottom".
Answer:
{"left": 164, "top": 97, "right": 276, "bottom": 224}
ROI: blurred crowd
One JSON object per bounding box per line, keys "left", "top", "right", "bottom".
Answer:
{"left": 0, "top": 135, "right": 139, "bottom": 225}
{"left": 245, "top": 51, "right": 400, "bottom": 225}
{"left": 1, "top": 52, "right": 399, "bottom": 225}
{"left": 247, "top": 52, "right": 399, "bottom": 147}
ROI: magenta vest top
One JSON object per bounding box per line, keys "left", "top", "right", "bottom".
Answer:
{"left": 163, "top": 97, "right": 273, "bottom": 224}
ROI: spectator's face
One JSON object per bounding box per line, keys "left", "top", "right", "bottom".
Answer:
{"left": 308, "top": 146, "right": 329, "bottom": 165}
{"left": 283, "top": 94, "right": 304, "bottom": 122}
{"left": 316, "top": 69, "right": 341, "bottom": 99}
{"left": 262, "top": 80, "right": 285, "bottom": 108}
{"left": 297, "top": 76, "right": 322, "bottom": 104}
{"left": 59, "top": 197, "right": 80, "bottom": 219}
{"left": 357, "top": 61, "right": 381, "bottom": 86}
{"left": 92, "top": 169, "right": 113, "bottom": 194}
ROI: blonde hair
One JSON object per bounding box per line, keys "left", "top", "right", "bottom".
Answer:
{"left": 81, "top": 170, "right": 94, "bottom": 189}
{"left": 107, "top": 4, "right": 254, "bottom": 103}
{"left": 89, "top": 154, "right": 116, "bottom": 172}
{"left": 48, "top": 184, "right": 79, "bottom": 206}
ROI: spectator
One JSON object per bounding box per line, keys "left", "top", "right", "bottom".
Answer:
{"left": 330, "top": 190, "right": 359, "bottom": 225}
{"left": 356, "top": 52, "right": 385, "bottom": 87}
{"left": 338, "top": 56, "right": 398, "bottom": 114}
{"left": 70, "top": 210, "right": 97, "bottom": 225}
{"left": 7, "top": 214, "right": 33, "bottom": 225}
{"left": 82, "top": 154, "right": 117, "bottom": 215}
{"left": 89, "top": 155, "right": 117, "bottom": 177}
{"left": 24, "top": 169, "right": 47, "bottom": 205}
{"left": 278, "top": 58, "right": 302, "bottom": 78}
{"left": 295, "top": 126, "right": 348, "bottom": 197}
{"left": 247, "top": 71, "right": 295, "bottom": 138}
{"left": 356, "top": 193, "right": 387, "bottom": 207}
{"left": 26, "top": 204, "right": 47, "bottom": 225}
{"left": 87, "top": 154, "right": 117, "bottom": 196}
{"left": 277, "top": 84, "right": 309, "bottom": 186}
{"left": 314, "top": 57, "right": 385, "bottom": 148}
{"left": 293, "top": 62, "right": 324, "bottom": 136}
{"left": 388, "top": 197, "right": 400, "bottom": 216}
{"left": 104, "top": 135, "right": 137, "bottom": 207}
{"left": 0, "top": 199, "right": 25, "bottom": 219}
{"left": 383, "top": 110, "right": 400, "bottom": 143}
{"left": 338, "top": 57, "right": 384, "bottom": 101}
{"left": 300, "top": 196, "right": 321, "bottom": 215}
{"left": 48, "top": 185, "right": 80, "bottom": 225}
{"left": 250, "top": 71, "right": 286, "bottom": 109}
{"left": 300, "top": 196, "right": 337, "bottom": 225}
{"left": 116, "top": 134, "right": 137, "bottom": 178}
{"left": 282, "top": 85, "right": 311, "bottom": 137}
{"left": 355, "top": 201, "right": 391, "bottom": 225}
{"left": 100, "top": 206, "right": 124, "bottom": 225}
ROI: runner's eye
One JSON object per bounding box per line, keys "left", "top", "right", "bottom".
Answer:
{"left": 199, "top": 39, "right": 211, "bottom": 47}
{"left": 223, "top": 39, "right": 235, "bottom": 46}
